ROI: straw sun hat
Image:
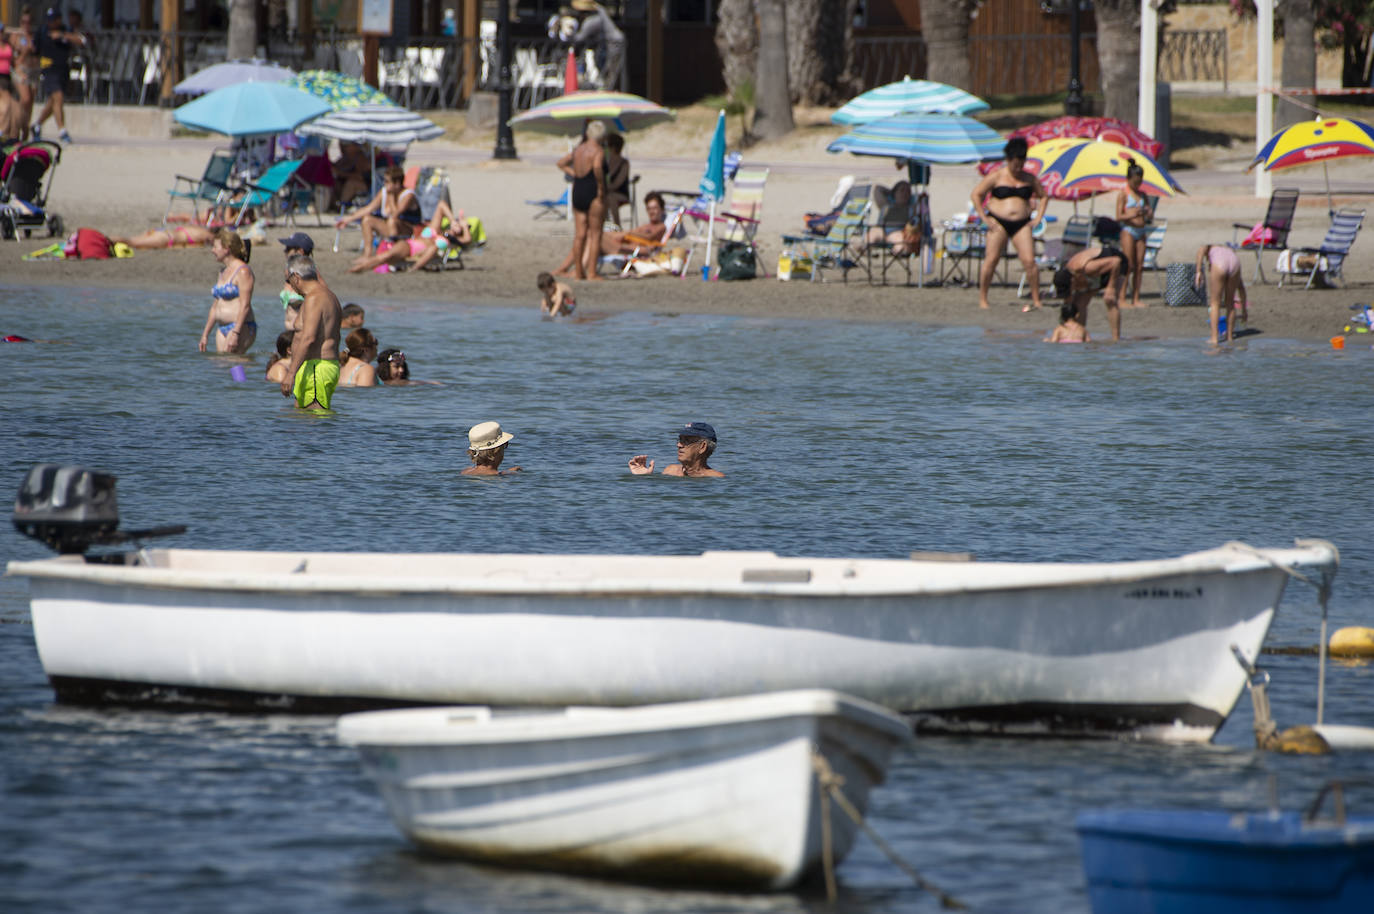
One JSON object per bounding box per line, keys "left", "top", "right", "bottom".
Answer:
{"left": 468, "top": 421, "right": 514, "bottom": 452}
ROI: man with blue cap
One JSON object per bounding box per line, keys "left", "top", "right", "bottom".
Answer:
{"left": 629, "top": 422, "right": 724, "bottom": 478}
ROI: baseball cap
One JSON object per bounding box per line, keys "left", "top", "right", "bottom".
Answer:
{"left": 278, "top": 232, "right": 315, "bottom": 253}
{"left": 676, "top": 421, "right": 716, "bottom": 443}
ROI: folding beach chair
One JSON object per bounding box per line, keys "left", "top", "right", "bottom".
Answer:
{"left": 164, "top": 147, "right": 237, "bottom": 226}
{"left": 1279, "top": 208, "right": 1364, "bottom": 290}
{"left": 527, "top": 185, "right": 569, "bottom": 220}
{"left": 1139, "top": 219, "right": 1168, "bottom": 296}
{"left": 608, "top": 206, "right": 689, "bottom": 277}
{"left": 781, "top": 189, "right": 873, "bottom": 283}
{"left": 229, "top": 159, "right": 306, "bottom": 228}
{"left": 682, "top": 166, "right": 769, "bottom": 279}
{"left": 1228, "top": 187, "right": 1299, "bottom": 284}
{"left": 1018, "top": 214, "right": 1092, "bottom": 297}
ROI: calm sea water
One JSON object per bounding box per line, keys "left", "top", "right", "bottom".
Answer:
{"left": 3, "top": 281, "right": 1373, "bottom": 913}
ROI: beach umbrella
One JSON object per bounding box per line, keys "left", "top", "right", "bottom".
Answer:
{"left": 173, "top": 58, "right": 294, "bottom": 97}
{"left": 1027, "top": 138, "right": 1183, "bottom": 199}
{"left": 1248, "top": 116, "right": 1374, "bottom": 213}
{"left": 826, "top": 112, "right": 1005, "bottom": 164}
{"left": 297, "top": 104, "right": 444, "bottom": 196}
{"left": 975, "top": 116, "right": 1164, "bottom": 201}
{"left": 698, "top": 110, "right": 727, "bottom": 281}
{"left": 173, "top": 81, "right": 332, "bottom": 138}
{"left": 284, "top": 70, "right": 396, "bottom": 111}
{"left": 508, "top": 90, "right": 675, "bottom": 136}
{"left": 831, "top": 76, "right": 989, "bottom": 124}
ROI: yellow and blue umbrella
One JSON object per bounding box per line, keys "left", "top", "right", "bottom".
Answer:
{"left": 832, "top": 76, "right": 988, "bottom": 125}
{"left": 826, "top": 112, "right": 1005, "bottom": 165}
{"left": 173, "top": 82, "right": 331, "bottom": 138}
{"left": 284, "top": 70, "right": 395, "bottom": 111}
{"left": 1248, "top": 116, "right": 1374, "bottom": 212}
{"left": 508, "top": 90, "right": 675, "bottom": 136}
{"left": 1027, "top": 138, "right": 1183, "bottom": 198}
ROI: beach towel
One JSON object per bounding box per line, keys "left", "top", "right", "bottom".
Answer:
{"left": 1239, "top": 222, "right": 1275, "bottom": 248}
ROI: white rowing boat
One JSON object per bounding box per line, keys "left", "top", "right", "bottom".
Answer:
{"left": 337, "top": 689, "right": 912, "bottom": 889}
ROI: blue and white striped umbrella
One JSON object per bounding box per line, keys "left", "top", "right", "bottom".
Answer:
{"left": 826, "top": 112, "right": 1005, "bottom": 165}
{"left": 295, "top": 104, "right": 444, "bottom": 146}
{"left": 831, "top": 77, "right": 989, "bottom": 125}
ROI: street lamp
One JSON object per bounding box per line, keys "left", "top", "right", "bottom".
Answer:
{"left": 1065, "top": 0, "right": 1085, "bottom": 116}
{"left": 493, "top": 0, "right": 518, "bottom": 160}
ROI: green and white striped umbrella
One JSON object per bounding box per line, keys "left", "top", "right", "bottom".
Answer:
{"left": 832, "top": 76, "right": 989, "bottom": 125}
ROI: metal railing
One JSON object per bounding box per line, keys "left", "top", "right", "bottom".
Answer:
{"left": 852, "top": 36, "right": 928, "bottom": 92}
{"left": 854, "top": 34, "right": 1100, "bottom": 99}
{"left": 1159, "top": 28, "right": 1227, "bottom": 89}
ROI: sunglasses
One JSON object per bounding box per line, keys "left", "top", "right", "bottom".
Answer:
{"left": 678, "top": 436, "right": 703, "bottom": 446}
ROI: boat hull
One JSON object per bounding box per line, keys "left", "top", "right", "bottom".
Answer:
{"left": 337, "top": 690, "right": 912, "bottom": 889}
{"left": 9, "top": 543, "right": 1334, "bottom": 741}
{"left": 1078, "top": 809, "right": 1374, "bottom": 913}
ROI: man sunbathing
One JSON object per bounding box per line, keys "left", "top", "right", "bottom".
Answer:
{"left": 335, "top": 165, "right": 422, "bottom": 251}
{"left": 600, "top": 191, "right": 667, "bottom": 255}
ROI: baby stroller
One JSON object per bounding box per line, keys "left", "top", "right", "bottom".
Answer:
{"left": 0, "top": 140, "right": 65, "bottom": 241}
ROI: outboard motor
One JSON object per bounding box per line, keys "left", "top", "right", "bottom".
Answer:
{"left": 13, "top": 464, "right": 184, "bottom": 555}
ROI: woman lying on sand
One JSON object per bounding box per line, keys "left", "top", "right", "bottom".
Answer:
{"left": 110, "top": 225, "right": 217, "bottom": 249}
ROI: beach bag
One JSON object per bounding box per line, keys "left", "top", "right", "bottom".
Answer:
{"left": 717, "top": 241, "right": 756, "bottom": 280}
{"left": 63, "top": 228, "right": 113, "bottom": 260}
{"left": 1165, "top": 262, "right": 1206, "bottom": 306}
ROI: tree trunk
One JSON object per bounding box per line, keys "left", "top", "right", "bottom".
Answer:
{"left": 918, "top": 0, "right": 977, "bottom": 91}
{"left": 785, "top": 0, "right": 860, "bottom": 106}
{"left": 1093, "top": 0, "right": 1141, "bottom": 123}
{"left": 1278, "top": 0, "right": 1317, "bottom": 129}
{"left": 752, "top": 0, "right": 794, "bottom": 140}
{"left": 714, "top": 0, "right": 757, "bottom": 97}
{"left": 227, "top": 0, "right": 257, "bottom": 62}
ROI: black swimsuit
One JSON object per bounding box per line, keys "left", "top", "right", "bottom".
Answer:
{"left": 987, "top": 184, "right": 1034, "bottom": 238}
{"left": 1092, "top": 245, "right": 1128, "bottom": 287}
{"left": 571, "top": 170, "right": 598, "bottom": 213}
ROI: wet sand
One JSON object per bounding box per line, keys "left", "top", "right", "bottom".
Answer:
{"left": 2, "top": 130, "right": 1370, "bottom": 345}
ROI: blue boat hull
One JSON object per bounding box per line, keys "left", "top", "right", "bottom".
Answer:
{"left": 1077, "top": 810, "right": 1374, "bottom": 914}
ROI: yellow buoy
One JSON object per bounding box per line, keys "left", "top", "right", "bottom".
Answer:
{"left": 1329, "top": 626, "right": 1374, "bottom": 657}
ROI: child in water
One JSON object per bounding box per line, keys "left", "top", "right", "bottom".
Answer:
{"left": 1046, "top": 302, "right": 1089, "bottom": 343}
{"left": 537, "top": 271, "right": 576, "bottom": 318}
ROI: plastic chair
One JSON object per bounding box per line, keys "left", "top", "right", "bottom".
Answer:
{"left": 165, "top": 148, "right": 237, "bottom": 226}
{"left": 1280, "top": 208, "right": 1365, "bottom": 290}
{"left": 229, "top": 159, "right": 306, "bottom": 227}
{"left": 1228, "top": 187, "right": 1299, "bottom": 284}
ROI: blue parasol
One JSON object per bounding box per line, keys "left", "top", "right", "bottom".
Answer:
{"left": 826, "top": 112, "right": 1005, "bottom": 164}
{"left": 173, "top": 82, "right": 331, "bottom": 138}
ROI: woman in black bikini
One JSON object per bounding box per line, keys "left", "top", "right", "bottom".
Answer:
{"left": 970, "top": 137, "right": 1049, "bottom": 312}
{"left": 554, "top": 120, "right": 608, "bottom": 281}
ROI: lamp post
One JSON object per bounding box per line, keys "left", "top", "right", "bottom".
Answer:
{"left": 492, "top": 0, "right": 518, "bottom": 160}
{"left": 1065, "top": 0, "right": 1085, "bottom": 116}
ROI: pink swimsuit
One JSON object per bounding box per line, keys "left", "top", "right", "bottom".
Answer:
{"left": 1208, "top": 245, "right": 1240, "bottom": 276}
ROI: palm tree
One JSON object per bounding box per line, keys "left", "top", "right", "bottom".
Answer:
{"left": 918, "top": 0, "right": 979, "bottom": 92}
{"left": 786, "top": 0, "right": 860, "bottom": 105}
{"left": 227, "top": 0, "right": 256, "bottom": 62}
{"left": 753, "top": 0, "right": 794, "bottom": 139}
{"left": 1278, "top": 0, "right": 1317, "bottom": 130}
{"left": 1092, "top": 0, "right": 1141, "bottom": 122}
{"left": 714, "top": 0, "right": 757, "bottom": 98}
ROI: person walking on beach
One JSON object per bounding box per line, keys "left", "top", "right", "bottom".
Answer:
{"left": 198, "top": 229, "right": 257, "bottom": 354}
{"left": 971, "top": 137, "right": 1049, "bottom": 312}
{"left": 1195, "top": 243, "right": 1248, "bottom": 345}
{"left": 629, "top": 422, "right": 724, "bottom": 478}
{"left": 1115, "top": 164, "right": 1151, "bottom": 309}
{"left": 570, "top": 0, "right": 625, "bottom": 90}
{"left": 463, "top": 421, "right": 521, "bottom": 476}
{"left": 1053, "top": 245, "right": 1128, "bottom": 342}
{"left": 279, "top": 254, "right": 342, "bottom": 410}
{"left": 31, "top": 7, "right": 84, "bottom": 143}
{"left": 554, "top": 119, "right": 607, "bottom": 281}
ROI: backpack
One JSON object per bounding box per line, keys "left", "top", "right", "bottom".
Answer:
{"left": 63, "top": 228, "right": 113, "bottom": 260}
{"left": 717, "top": 241, "right": 756, "bottom": 280}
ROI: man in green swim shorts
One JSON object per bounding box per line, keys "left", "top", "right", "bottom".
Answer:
{"left": 279, "top": 254, "right": 342, "bottom": 409}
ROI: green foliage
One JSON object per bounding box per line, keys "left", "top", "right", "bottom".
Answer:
{"left": 704, "top": 79, "right": 756, "bottom": 141}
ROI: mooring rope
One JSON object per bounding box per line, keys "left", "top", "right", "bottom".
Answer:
{"left": 811, "top": 752, "right": 968, "bottom": 910}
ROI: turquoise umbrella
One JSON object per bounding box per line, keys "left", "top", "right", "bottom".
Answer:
{"left": 698, "top": 110, "right": 727, "bottom": 280}
{"left": 284, "top": 70, "right": 396, "bottom": 111}
{"left": 832, "top": 76, "right": 989, "bottom": 124}
{"left": 827, "top": 111, "right": 1005, "bottom": 164}
{"left": 173, "top": 82, "right": 331, "bottom": 137}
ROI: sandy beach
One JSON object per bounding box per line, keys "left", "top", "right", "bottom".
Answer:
{"left": 3, "top": 110, "right": 1372, "bottom": 345}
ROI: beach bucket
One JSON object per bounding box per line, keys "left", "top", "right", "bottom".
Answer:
{"left": 1331, "top": 336, "right": 1346, "bottom": 350}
